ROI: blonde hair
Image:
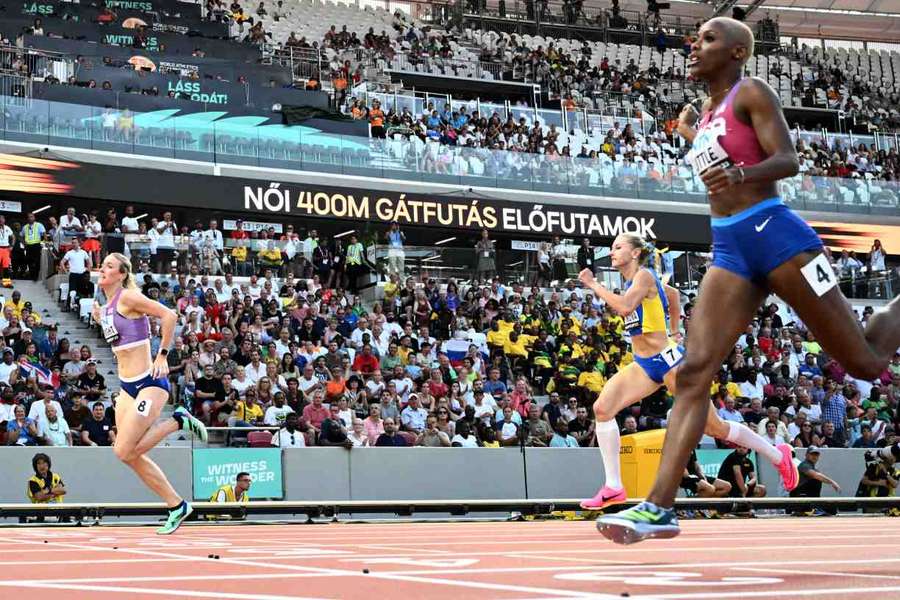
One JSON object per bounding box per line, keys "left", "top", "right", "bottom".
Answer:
{"left": 619, "top": 233, "right": 651, "bottom": 265}
{"left": 108, "top": 252, "right": 139, "bottom": 290}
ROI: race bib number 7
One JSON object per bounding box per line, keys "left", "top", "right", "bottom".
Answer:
{"left": 661, "top": 345, "right": 683, "bottom": 367}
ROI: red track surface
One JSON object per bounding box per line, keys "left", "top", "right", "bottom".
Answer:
{"left": 1, "top": 517, "right": 899, "bottom": 599}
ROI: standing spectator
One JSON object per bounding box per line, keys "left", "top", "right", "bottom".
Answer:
{"left": 27, "top": 453, "right": 65, "bottom": 504}
{"left": 21, "top": 212, "right": 45, "bottom": 281}
{"left": 82, "top": 212, "right": 102, "bottom": 267}
{"left": 369, "top": 99, "right": 386, "bottom": 138}
{"left": 154, "top": 211, "right": 178, "bottom": 273}
{"left": 474, "top": 229, "right": 496, "bottom": 283}
{"left": 0, "top": 215, "right": 14, "bottom": 285}
{"left": 385, "top": 222, "right": 406, "bottom": 278}
{"left": 869, "top": 239, "right": 886, "bottom": 272}
{"left": 345, "top": 233, "right": 366, "bottom": 293}
{"left": 62, "top": 238, "right": 92, "bottom": 302}
{"left": 58, "top": 207, "right": 82, "bottom": 246}
{"left": 576, "top": 238, "right": 594, "bottom": 274}
{"left": 550, "top": 235, "right": 568, "bottom": 283}
{"left": 81, "top": 401, "right": 115, "bottom": 446}
{"left": 791, "top": 446, "right": 841, "bottom": 501}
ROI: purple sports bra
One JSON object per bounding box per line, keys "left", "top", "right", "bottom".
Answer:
{"left": 101, "top": 288, "right": 150, "bottom": 350}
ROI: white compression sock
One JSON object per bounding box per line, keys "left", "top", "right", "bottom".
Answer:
{"left": 595, "top": 419, "right": 623, "bottom": 489}
{"left": 726, "top": 421, "right": 783, "bottom": 465}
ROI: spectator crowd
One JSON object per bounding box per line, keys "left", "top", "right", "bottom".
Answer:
{"left": 0, "top": 206, "right": 896, "bottom": 466}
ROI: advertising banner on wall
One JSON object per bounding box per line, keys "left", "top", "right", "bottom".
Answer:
{"left": 192, "top": 448, "right": 284, "bottom": 500}
{"left": 5, "top": 153, "right": 894, "bottom": 248}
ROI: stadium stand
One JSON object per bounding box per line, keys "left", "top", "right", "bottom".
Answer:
{"left": 0, "top": 0, "right": 896, "bottom": 463}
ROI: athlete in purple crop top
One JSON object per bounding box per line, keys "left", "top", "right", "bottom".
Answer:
{"left": 93, "top": 252, "right": 207, "bottom": 535}
{"left": 597, "top": 17, "right": 900, "bottom": 545}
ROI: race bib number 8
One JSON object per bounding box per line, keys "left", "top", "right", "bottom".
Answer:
{"left": 800, "top": 254, "right": 837, "bottom": 297}
{"left": 135, "top": 398, "right": 152, "bottom": 417}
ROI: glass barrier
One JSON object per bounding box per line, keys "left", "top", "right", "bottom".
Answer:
{"left": 2, "top": 94, "right": 898, "bottom": 215}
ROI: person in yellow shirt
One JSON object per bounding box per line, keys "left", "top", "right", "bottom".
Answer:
{"left": 486, "top": 320, "right": 509, "bottom": 350}
{"left": 709, "top": 371, "right": 741, "bottom": 399}
{"left": 383, "top": 273, "right": 400, "bottom": 306}
{"left": 5, "top": 290, "right": 26, "bottom": 319}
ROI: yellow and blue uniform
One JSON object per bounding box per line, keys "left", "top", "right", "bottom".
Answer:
{"left": 624, "top": 268, "right": 684, "bottom": 384}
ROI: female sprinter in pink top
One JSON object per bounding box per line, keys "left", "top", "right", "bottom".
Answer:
{"left": 597, "top": 17, "right": 900, "bottom": 544}
{"left": 92, "top": 253, "right": 207, "bottom": 534}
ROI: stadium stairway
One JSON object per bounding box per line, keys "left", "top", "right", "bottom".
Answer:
{"left": 12, "top": 279, "right": 121, "bottom": 392}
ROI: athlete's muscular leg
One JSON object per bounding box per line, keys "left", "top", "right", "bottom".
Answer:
{"left": 768, "top": 251, "right": 900, "bottom": 380}
{"left": 645, "top": 268, "right": 766, "bottom": 508}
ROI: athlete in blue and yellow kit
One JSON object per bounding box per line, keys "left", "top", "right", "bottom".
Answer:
{"left": 578, "top": 233, "right": 797, "bottom": 511}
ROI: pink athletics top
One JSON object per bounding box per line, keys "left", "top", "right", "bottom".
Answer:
{"left": 688, "top": 78, "right": 768, "bottom": 174}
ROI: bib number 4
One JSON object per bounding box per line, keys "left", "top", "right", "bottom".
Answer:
{"left": 800, "top": 254, "right": 837, "bottom": 297}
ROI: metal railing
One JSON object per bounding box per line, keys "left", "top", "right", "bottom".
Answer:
{"left": 2, "top": 94, "right": 899, "bottom": 216}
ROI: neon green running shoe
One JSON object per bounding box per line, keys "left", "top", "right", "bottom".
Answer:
{"left": 157, "top": 501, "right": 193, "bottom": 535}
{"left": 595, "top": 501, "right": 680, "bottom": 545}
{"left": 174, "top": 406, "right": 208, "bottom": 443}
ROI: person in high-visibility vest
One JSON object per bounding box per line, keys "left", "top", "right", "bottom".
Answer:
{"left": 209, "top": 472, "right": 252, "bottom": 503}
{"left": 207, "top": 471, "right": 251, "bottom": 520}
{"left": 27, "top": 453, "right": 66, "bottom": 504}
{"left": 22, "top": 212, "right": 45, "bottom": 282}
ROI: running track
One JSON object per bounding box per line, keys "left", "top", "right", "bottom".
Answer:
{"left": 1, "top": 517, "right": 899, "bottom": 599}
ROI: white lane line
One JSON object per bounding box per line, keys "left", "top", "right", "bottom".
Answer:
{"left": 0, "top": 581, "right": 328, "bottom": 600}
{"left": 626, "top": 585, "right": 900, "bottom": 599}
{"left": 0, "top": 531, "right": 604, "bottom": 599}
{"left": 736, "top": 566, "right": 900, "bottom": 582}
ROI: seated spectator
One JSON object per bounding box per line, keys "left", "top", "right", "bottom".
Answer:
{"left": 717, "top": 395, "right": 744, "bottom": 423}
{"left": 81, "top": 401, "right": 115, "bottom": 446}
{"left": 717, "top": 446, "right": 766, "bottom": 498}
{"left": 681, "top": 449, "right": 731, "bottom": 498}
{"left": 524, "top": 404, "right": 553, "bottom": 447}
{"left": 549, "top": 417, "right": 579, "bottom": 448}
{"left": 38, "top": 404, "right": 71, "bottom": 447}
{"left": 451, "top": 420, "right": 479, "bottom": 447}
{"left": 318, "top": 405, "right": 352, "bottom": 448}
{"left": 64, "top": 392, "right": 90, "bottom": 437}
{"left": 852, "top": 424, "right": 878, "bottom": 449}
{"left": 375, "top": 417, "right": 407, "bottom": 446}
{"left": 301, "top": 390, "right": 329, "bottom": 433}
{"left": 27, "top": 453, "right": 65, "bottom": 504}
{"left": 272, "top": 412, "right": 307, "bottom": 448}
{"left": 568, "top": 406, "right": 594, "bottom": 447}
{"left": 77, "top": 360, "right": 106, "bottom": 402}
{"left": 416, "top": 414, "right": 450, "bottom": 447}
{"left": 7, "top": 405, "right": 39, "bottom": 446}
{"left": 263, "top": 391, "right": 294, "bottom": 427}
{"left": 347, "top": 418, "right": 369, "bottom": 447}
{"left": 400, "top": 394, "right": 428, "bottom": 433}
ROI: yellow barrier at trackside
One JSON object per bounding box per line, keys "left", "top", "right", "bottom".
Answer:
{"left": 620, "top": 429, "right": 667, "bottom": 498}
